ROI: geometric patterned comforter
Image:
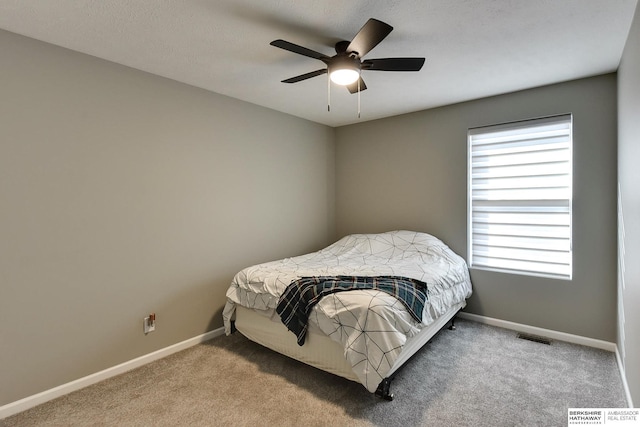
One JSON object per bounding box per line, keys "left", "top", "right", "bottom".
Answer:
{"left": 223, "top": 230, "right": 472, "bottom": 392}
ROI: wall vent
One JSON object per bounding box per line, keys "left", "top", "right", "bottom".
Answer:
{"left": 517, "top": 333, "right": 551, "bottom": 345}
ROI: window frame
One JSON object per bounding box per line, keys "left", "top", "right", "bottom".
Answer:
{"left": 467, "top": 114, "right": 573, "bottom": 280}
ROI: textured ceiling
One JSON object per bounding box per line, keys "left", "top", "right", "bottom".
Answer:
{"left": 0, "top": 0, "right": 637, "bottom": 127}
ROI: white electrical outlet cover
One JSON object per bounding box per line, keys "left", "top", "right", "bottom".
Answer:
{"left": 143, "top": 317, "right": 155, "bottom": 334}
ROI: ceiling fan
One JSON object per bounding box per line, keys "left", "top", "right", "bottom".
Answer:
{"left": 270, "top": 18, "right": 425, "bottom": 94}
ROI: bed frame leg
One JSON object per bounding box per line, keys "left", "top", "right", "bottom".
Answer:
{"left": 375, "top": 378, "right": 394, "bottom": 401}
{"left": 448, "top": 317, "right": 456, "bottom": 330}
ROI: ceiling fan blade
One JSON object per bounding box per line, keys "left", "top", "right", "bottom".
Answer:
{"left": 346, "top": 77, "right": 367, "bottom": 94}
{"left": 346, "top": 19, "right": 393, "bottom": 58}
{"left": 282, "top": 69, "right": 327, "bottom": 83}
{"left": 270, "top": 39, "right": 330, "bottom": 61}
{"left": 362, "top": 57, "right": 426, "bottom": 71}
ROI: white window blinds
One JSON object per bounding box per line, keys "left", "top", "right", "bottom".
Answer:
{"left": 468, "top": 114, "right": 572, "bottom": 279}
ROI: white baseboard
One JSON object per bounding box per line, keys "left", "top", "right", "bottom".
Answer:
{"left": 457, "top": 312, "right": 617, "bottom": 352}
{"left": 0, "top": 327, "right": 225, "bottom": 419}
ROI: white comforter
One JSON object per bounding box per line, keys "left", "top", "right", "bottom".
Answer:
{"left": 223, "top": 230, "right": 472, "bottom": 392}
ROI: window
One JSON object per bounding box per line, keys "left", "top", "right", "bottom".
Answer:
{"left": 468, "top": 114, "right": 572, "bottom": 280}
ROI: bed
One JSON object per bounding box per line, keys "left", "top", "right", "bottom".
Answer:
{"left": 222, "top": 230, "right": 472, "bottom": 399}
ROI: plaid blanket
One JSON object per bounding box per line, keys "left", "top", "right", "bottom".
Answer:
{"left": 276, "top": 276, "right": 428, "bottom": 346}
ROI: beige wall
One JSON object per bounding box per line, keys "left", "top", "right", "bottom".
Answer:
{"left": 618, "top": 2, "right": 640, "bottom": 406}
{"left": 0, "top": 29, "right": 336, "bottom": 406}
{"left": 336, "top": 74, "right": 618, "bottom": 343}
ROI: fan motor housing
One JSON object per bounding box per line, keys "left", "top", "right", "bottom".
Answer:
{"left": 335, "top": 40, "right": 353, "bottom": 55}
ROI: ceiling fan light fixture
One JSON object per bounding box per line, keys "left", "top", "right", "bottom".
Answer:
{"left": 330, "top": 67, "right": 360, "bottom": 85}
{"left": 329, "top": 56, "right": 361, "bottom": 85}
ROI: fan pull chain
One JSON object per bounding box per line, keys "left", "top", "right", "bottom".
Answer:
{"left": 357, "top": 78, "right": 361, "bottom": 119}
{"left": 327, "top": 75, "right": 331, "bottom": 112}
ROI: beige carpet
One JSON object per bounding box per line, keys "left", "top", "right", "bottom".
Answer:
{"left": 2, "top": 319, "right": 627, "bottom": 426}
